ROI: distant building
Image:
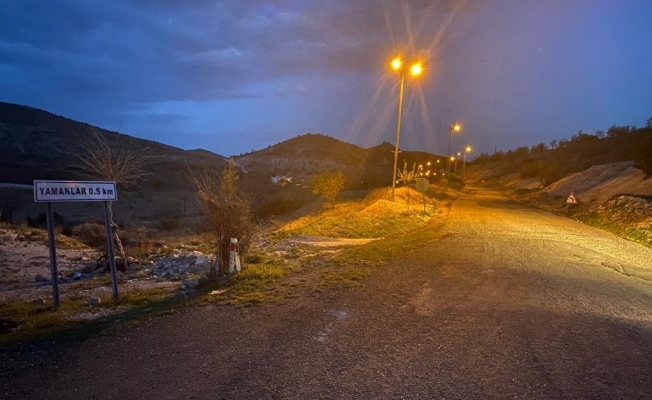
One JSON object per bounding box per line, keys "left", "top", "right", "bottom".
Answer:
{"left": 271, "top": 175, "right": 293, "bottom": 186}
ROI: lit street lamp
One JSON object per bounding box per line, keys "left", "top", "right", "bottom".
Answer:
{"left": 390, "top": 56, "right": 423, "bottom": 202}
{"left": 463, "top": 145, "right": 472, "bottom": 176}
{"left": 447, "top": 123, "right": 462, "bottom": 176}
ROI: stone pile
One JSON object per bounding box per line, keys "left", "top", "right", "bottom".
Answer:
{"left": 149, "top": 250, "right": 213, "bottom": 280}
{"left": 596, "top": 195, "right": 652, "bottom": 223}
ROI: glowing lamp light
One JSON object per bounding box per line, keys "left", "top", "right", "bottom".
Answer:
{"left": 410, "top": 63, "right": 423, "bottom": 77}
{"left": 453, "top": 124, "right": 462, "bottom": 132}
{"left": 391, "top": 57, "right": 402, "bottom": 71}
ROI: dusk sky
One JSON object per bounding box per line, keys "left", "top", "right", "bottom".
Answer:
{"left": 1, "top": 0, "right": 651, "bottom": 158}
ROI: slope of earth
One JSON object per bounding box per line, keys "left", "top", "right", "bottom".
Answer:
{"left": 279, "top": 187, "right": 439, "bottom": 238}
{"left": 544, "top": 161, "right": 652, "bottom": 204}
{"left": 465, "top": 161, "right": 544, "bottom": 190}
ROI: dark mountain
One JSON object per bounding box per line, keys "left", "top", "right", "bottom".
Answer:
{"left": 235, "top": 133, "right": 445, "bottom": 189}
{"left": 0, "top": 102, "right": 226, "bottom": 189}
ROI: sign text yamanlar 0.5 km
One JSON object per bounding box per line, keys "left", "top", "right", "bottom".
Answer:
{"left": 34, "top": 180, "right": 117, "bottom": 202}
{"left": 33, "top": 180, "right": 119, "bottom": 308}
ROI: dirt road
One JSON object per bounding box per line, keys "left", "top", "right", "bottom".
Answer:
{"left": 4, "top": 188, "right": 652, "bottom": 399}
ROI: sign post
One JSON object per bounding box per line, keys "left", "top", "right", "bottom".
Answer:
{"left": 414, "top": 178, "right": 430, "bottom": 213}
{"left": 102, "top": 201, "right": 119, "bottom": 302}
{"left": 46, "top": 202, "right": 60, "bottom": 308}
{"left": 34, "top": 180, "right": 119, "bottom": 307}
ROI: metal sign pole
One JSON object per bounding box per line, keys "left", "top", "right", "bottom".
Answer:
{"left": 103, "top": 201, "right": 119, "bottom": 302}
{"left": 46, "top": 202, "right": 60, "bottom": 308}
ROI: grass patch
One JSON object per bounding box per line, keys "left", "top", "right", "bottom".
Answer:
{"left": 0, "top": 287, "right": 177, "bottom": 347}
{"left": 223, "top": 260, "right": 296, "bottom": 303}
{"left": 319, "top": 209, "right": 449, "bottom": 286}
{"left": 574, "top": 212, "right": 652, "bottom": 247}
{"left": 281, "top": 187, "right": 441, "bottom": 239}
{"left": 1, "top": 224, "right": 88, "bottom": 250}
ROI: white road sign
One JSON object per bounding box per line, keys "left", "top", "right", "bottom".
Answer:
{"left": 34, "top": 180, "right": 117, "bottom": 202}
{"left": 566, "top": 192, "right": 579, "bottom": 205}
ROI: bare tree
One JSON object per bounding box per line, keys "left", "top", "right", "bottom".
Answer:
{"left": 74, "top": 129, "right": 153, "bottom": 269}
{"left": 194, "top": 159, "right": 255, "bottom": 279}
{"left": 396, "top": 161, "right": 422, "bottom": 210}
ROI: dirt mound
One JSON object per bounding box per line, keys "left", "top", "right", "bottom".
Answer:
{"left": 545, "top": 161, "right": 652, "bottom": 204}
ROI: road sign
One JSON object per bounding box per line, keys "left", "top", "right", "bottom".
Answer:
{"left": 34, "top": 180, "right": 117, "bottom": 202}
{"left": 33, "top": 180, "right": 120, "bottom": 308}
{"left": 566, "top": 192, "right": 579, "bottom": 205}
{"left": 415, "top": 178, "right": 430, "bottom": 192}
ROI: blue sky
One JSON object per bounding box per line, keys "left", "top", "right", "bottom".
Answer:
{"left": 1, "top": 0, "right": 651, "bottom": 157}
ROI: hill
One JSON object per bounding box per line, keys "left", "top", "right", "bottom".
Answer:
{"left": 0, "top": 102, "right": 227, "bottom": 190}
{"left": 235, "top": 133, "right": 446, "bottom": 190}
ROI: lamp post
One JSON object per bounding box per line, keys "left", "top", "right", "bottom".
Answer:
{"left": 454, "top": 152, "right": 461, "bottom": 174}
{"left": 390, "top": 57, "right": 423, "bottom": 202}
{"left": 447, "top": 124, "right": 462, "bottom": 176}
{"left": 463, "top": 145, "right": 472, "bottom": 176}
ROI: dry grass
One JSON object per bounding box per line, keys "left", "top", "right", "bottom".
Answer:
{"left": 279, "top": 187, "right": 439, "bottom": 238}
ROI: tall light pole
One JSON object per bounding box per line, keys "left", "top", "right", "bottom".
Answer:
{"left": 463, "top": 145, "right": 472, "bottom": 176}
{"left": 390, "top": 57, "right": 423, "bottom": 202}
{"left": 447, "top": 123, "right": 462, "bottom": 176}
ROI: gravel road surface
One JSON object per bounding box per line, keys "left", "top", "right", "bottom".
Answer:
{"left": 4, "top": 187, "right": 652, "bottom": 399}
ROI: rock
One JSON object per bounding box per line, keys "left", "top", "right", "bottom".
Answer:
{"left": 89, "top": 297, "right": 101, "bottom": 306}
{"left": 35, "top": 274, "right": 48, "bottom": 282}
{"left": 31, "top": 298, "right": 45, "bottom": 306}
{"left": 72, "top": 272, "right": 83, "bottom": 280}
{"left": 182, "top": 278, "right": 199, "bottom": 289}
{"left": 81, "top": 262, "right": 98, "bottom": 273}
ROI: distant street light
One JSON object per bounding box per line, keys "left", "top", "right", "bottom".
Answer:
{"left": 447, "top": 124, "right": 462, "bottom": 176}
{"left": 463, "top": 145, "right": 472, "bottom": 176}
{"left": 455, "top": 152, "right": 461, "bottom": 174}
{"left": 390, "top": 56, "right": 424, "bottom": 202}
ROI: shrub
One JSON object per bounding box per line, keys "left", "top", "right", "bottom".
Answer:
{"left": 448, "top": 176, "right": 465, "bottom": 190}
{"left": 72, "top": 222, "right": 107, "bottom": 247}
{"left": 160, "top": 218, "right": 180, "bottom": 231}
{"left": 633, "top": 134, "right": 652, "bottom": 176}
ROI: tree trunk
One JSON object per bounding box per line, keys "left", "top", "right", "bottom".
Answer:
{"left": 107, "top": 203, "right": 129, "bottom": 271}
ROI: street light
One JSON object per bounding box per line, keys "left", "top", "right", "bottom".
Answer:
{"left": 463, "top": 145, "right": 472, "bottom": 176}
{"left": 390, "top": 56, "right": 424, "bottom": 201}
{"left": 447, "top": 123, "right": 462, "bottom": 176}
